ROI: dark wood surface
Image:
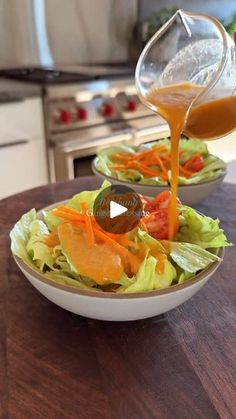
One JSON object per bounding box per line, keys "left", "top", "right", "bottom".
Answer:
{"left": 0, "top": 176, "right": 235, "bottom": 419}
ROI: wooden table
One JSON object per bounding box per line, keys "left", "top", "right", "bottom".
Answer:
{"left": 0, "top": 177, "right": 235, "bottom": 419}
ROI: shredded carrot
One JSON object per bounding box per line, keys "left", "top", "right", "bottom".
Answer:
{"left": 130, "top": 145, "right": 168, "bottom": 161}
{"left": 139, "top": 219, "right": 148, "bottom": 232}
{"left": 160, "top": 154, "right": 171, "bottom": 162}
{"left": 51, "top": 209, "right": 85, "bottom": 223}
{"left": 57, "top": 205, "right": 81, "bottom": 215}
{"left": 179, "top": 166, "right": 193, "bottom": 178}
{"left": 111, "top": 145, "right": 202, "bottom": 181}
{"left": 56, "top": 205, "right": 95, "bottom": 222}
{"left": 112, "top": 164, "right": 129, "bottom": 170}
{"left": 112, "top": 153, "right": 132, "bottom": 162}
{"left": 81, "top": 202, "right": 94, "bottom": 246}
{"left": 153, "top": 155, "right": 169, "bottom": 180}
{"left": 128, "top": 161, "right": 162, "bottom": 177}
{"left": 127, "top": 148, "right": 152, "bottom": 161}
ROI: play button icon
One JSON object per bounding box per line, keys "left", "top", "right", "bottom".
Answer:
{"left": 110, "top": 201, "right": 127, "bottom": 219}
{"left": 93, "top": 184, "right": 143, "bottom": 234}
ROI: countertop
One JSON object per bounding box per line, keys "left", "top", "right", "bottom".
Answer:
{"left": 0, "top": 176, "right": 235, "bottom": 419}
{"left": 0, "top": 78, "right": 41, "bottom": 100}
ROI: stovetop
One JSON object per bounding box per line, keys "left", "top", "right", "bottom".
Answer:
{"left": 0, "top": 65, "right": 135, "bottom": 85}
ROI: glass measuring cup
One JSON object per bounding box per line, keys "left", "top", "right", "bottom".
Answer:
{"left": 135, "top": 9, "right": 236, "bottom": 140}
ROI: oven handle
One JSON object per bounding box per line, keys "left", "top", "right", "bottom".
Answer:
{"left": 134, "top": 124, "right": 169, "bottom": 146}
{"left": 0, "top": 139, "right": 29, "bottom": 149}
{"left": 135, "top": 124, "right": 169, "bottom": 139}
{"left": 55, "top": 132, "right": 134, "bottom": 155}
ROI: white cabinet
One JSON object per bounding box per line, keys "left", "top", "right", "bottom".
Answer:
{"left": 0, "top": 97, "right": 48, "bottom": 199}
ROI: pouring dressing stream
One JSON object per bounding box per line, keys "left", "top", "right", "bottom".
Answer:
{"left": 146, "top": 83, "right": 203, "bottom": 238}
{"left": 136, "top": 10, "right": 236, "bottom": 239}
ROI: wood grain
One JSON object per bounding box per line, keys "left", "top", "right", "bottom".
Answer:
{"left": 0, "top": 177, "right": 235, "bottom": 418}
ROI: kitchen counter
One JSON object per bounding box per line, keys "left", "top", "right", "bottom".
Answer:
{"left": 0, "top": 176, "right": 235, "bottom": 418}
{"left": 0, "top": 78, "right": 41, "bottom": 99}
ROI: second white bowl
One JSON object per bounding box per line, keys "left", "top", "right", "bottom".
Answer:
{"left": 92, "top": 158, "right": 226, "bottom": 206}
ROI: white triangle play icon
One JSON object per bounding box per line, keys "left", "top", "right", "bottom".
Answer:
{"left": 110, "top": 200, "right": 127, "bottom": 219}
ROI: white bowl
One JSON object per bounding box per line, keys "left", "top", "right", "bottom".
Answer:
{"left": 14, "top": 247, "right": 223, "bottom": 321}
{"left": 92, "top": 158, "right": 226, "bottom": 206}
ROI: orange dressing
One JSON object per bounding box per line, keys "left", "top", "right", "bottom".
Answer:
{"left": 155, "top": 253, "right": 167, "bottom": 274}
{"left": 184, "top": 94, "right": 236, "bottom": 139}
{"left": 57, "top": 223, "right": 124, "bottom": 285}
{"left": 146, "top": 83, "right": 203, "bottom": 239}
{"left": 45, "top": 230, "right": 60, "bottom": 247}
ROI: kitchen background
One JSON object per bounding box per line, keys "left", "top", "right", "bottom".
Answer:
{"left": 0, "top": 0, "right": 236, "bottom": 198}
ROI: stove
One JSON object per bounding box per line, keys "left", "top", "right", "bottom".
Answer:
{"left": 0, "top": 66, "right": 168, "bottom": 181}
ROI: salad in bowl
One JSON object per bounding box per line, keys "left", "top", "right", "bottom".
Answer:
{"left": 94, "top": 138, "right": 226, "bottom": 186}
{"left": 10, "top": 181, "right": 230, "bottom": 296}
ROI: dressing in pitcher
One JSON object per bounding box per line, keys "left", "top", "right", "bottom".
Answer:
{"left": 136, "top": 10, "right": 236, "bottom": 239}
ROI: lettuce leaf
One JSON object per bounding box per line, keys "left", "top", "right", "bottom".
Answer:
{"left": 138, "top": 177, "right": 167, "bottom": 185}
{"left": 43, "top": 211, "right": 62, "bottom": 232}
{"left": 176, "top": 206, "right": 231, "bottom": 248}
{"left": 95, "top": 145, "right": 135, "bottom": 177}
{"left": 116, "top": 169, "right": 143, "bottom": 182}
{"left": 134, "top": 138, "right": 208, "bottom": 158}
{"left": 44, "top": 271, "right": 99, "bottom": 290}
{"left": 119, "top": 255, "right": 176, "bottom": 293}
{"left": 179, "top": 138, "right": 208, "bottom": 158}
{"left": 10, "top": 211, "right": 57, "bottom": 270}
{"left": 10, "top": 209, "right": 37, "bottom": 265}
{"left": 198, "top": 154, "right": 226, "bottom": 174}
{"left": 177, "top": 155, "right": 226, "bottom": 185}
{"left": 10, "top": 210, "right": 99, "bottom": 289}
{"left": 26, "top": 220, "right": 56, "bottom": 270}
{"left": 136, "top": 229, "right": 166, "bottom": 253}
{"left": 174, "top": 265, "right": 195, "bottom": 284}
{"left": 67, "top": 180, "right": 111, "bottom": 211}
{"left": 177, "top": 170, "right": 223, "bottom": 185}
{"left": 170, "top": 242, "right": 220, "bottom": 273}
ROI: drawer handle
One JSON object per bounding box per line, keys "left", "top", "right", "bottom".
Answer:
{"left": 0, "top": 139, "right": 29, "bottom": 149}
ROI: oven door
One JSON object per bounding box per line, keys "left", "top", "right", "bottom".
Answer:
{"left": 52, "top": 120, "right": 169, "bottom": 182}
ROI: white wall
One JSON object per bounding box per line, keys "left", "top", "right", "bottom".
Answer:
{"left": 45, "top": 0, "right": 137, "bottom": 64}
{"left": 0, "top": 0, "right": 138, "bottom": 68}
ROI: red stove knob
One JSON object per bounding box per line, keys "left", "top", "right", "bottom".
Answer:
{"left": 126, "top": 100, "right": 138, "bottom": 111}
{"left": 59, "top": 109, "right": 71, "bottom": 124}
{"left": 77, "top": 107, "right": 88, "bottom": 121}
{"left": 102, "top": 103, "right": 114, "bottom": 118}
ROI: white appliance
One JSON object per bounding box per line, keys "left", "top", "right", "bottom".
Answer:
{"left": 0, "top": 96, "right": 48, "bottom": 198}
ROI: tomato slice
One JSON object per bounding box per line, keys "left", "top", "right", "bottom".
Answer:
{"left": 145, "top": 209, "right": 169, "bottom": 239}
{"left": 187, "top": 155, "right": 204, "bottom": 172}
{"left": 145, "top": 191, "right": 172, "bottom": 212}
{"left": 143, "top": 191, "right": 180, "bottom": 240}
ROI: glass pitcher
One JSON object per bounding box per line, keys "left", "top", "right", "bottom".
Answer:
{"left": 135, "top": 9, "right": 236, "bottom": 140}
